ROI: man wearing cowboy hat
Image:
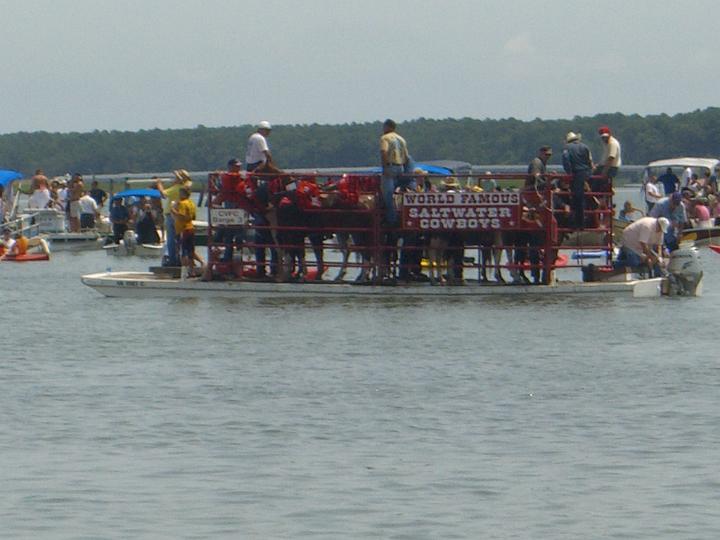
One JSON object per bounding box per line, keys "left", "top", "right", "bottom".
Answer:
{"left": 562, "top": 132, "right": 594, "bottom": 229}
{"left": 157, "top": 169, "right": 193, "bottom": 266}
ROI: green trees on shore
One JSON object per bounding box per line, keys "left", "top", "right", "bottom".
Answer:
{"left": 1, "top": 108, "right": 719, "bottom": 176}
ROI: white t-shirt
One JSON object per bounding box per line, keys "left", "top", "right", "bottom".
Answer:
{"left": 245, "top": 132, "right": 269, "bottom": 165}
{"left": 622, "top": 217, "right": 663, "bottom": 256}
{"left": 644, "top": 181, "right": 661, "bottom": 203}
{"left": 682, "top": 167, "right": 693, "bottom": 187}
{"left": 28, "top": 188, "right": 52, "bottom": 209}
{"left": 601, "top": 136, "right": 622, "bottom": 167}
{"left": 78, "top": 194, "right": 98, "bottom": 214}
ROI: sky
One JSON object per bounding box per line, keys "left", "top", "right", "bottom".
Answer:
{"left": 2, "top": 0, "right": 719, "bottom": 134}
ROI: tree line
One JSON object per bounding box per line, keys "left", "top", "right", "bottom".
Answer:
{"left": 1, "top": 108, "right": 718, "bottom": 178}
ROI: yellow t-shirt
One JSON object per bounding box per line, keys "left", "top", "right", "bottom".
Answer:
{"left": 380, "top": 132, "right": 409, "bottom": 166}
{"left": 173, "top": 199, "right": 196, "bottom": 235}
{"left": 162, "top": 182, "right": 192, "bottom": 215}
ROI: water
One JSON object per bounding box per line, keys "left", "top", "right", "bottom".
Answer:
{"left": 1, "top": 232, "right": 720, "bottom": 538}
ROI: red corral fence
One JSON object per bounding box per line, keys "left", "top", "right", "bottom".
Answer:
{"left": 204, "top": 170, "right": 614, "bottom": 285}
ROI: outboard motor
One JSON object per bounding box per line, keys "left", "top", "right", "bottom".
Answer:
{"left": 666, "top": 244, "right": 703, "bottom": 296}
{"left": 123, "top": 229, "right": 137, "bottom": 255}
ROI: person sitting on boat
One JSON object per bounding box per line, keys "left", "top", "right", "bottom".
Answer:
{"left": 688, "top": 197, "right": 713, "bottom": 229}
{"left": 109, "top": 197, "right": 130, "bottom": 244}
{"left": 0, "top": 228, "right": 50, "bottom": 260}
{"left": 135, "top": 198, "right": 161, "bottom": 244}
{"left": 649, "top": 192, "right": 687, "bottom": 251}
{"left": 617, "top": 200, "right": 643, "bottom": 222}
{"left": 613, "top": 216, "right": 669, "bottom": 277}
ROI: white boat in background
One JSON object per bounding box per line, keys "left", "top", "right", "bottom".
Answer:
{"left": 104, "top": 230, "right": 163, "bottom": 258}
{"left": 27, "top": 208, "right": 107, "bottom": 251}
{"left": 644, "top": 157, "right": 720, "bottom": 246}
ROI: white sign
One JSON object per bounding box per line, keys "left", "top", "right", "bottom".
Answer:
{"left": 210, "top": 208, "right": 248, "bottom": 226}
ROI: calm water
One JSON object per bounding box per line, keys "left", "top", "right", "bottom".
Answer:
{"left": 2, "top": 207, "right": 720, "bottom": 538}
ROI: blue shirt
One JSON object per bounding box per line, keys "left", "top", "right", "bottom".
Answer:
{"left": 562, "top": 142, "right": 593, "bottom": 174}
{"left": 110, "top": 204, "right": 130, "bottom": 224}
{"left": 649, "top": 197, "right": 687, "bottom": 225}
{"left": 657, "top": 172, "right": 679, "bottom": 194}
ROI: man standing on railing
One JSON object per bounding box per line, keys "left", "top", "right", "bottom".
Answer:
{"left": 595, "top": 127, "right": 621, "bottom": 179}
{"left": 245, "top": 121, "right": 273, "bottom": 172}
{"left": 379, "top": 118, "right": 409, "bottom": 225}
{"left": 562, "top": 132, "right": 593, "bottom": 229}
{"left": 528, "top": 146, "right": 553, "bottom": 187}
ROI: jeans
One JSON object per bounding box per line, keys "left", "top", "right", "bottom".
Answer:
{"left": 164, "top": 213, "right": 179, "bottom": 266}
{"left": 381, "top": 165, "right": 403, "bottom": 225}
{"left": 252, "top": 213, "right": 277, "bottom": 276}
{"left": 571, "top": 171, "right": 590, "bottom": 228}
{"left": 613, "top": 246, "right": 662, "bottom": 276}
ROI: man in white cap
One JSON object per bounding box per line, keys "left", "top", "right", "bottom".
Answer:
{"left": 561, "top": 131, "right": 593, "bottom": 229}
{"left": 245, "top": 121, "right": 273, "bottom": 172}
{"left": 614, "top": 216, "right": 669, "bottom": 275}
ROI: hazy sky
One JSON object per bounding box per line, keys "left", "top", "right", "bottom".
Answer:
{"left": 3, "top": 0, "right": 718, "bottom": 134}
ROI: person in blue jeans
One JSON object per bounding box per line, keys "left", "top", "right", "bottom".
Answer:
{"left": 379, "top": 119, "right": 409, "bottom": 225}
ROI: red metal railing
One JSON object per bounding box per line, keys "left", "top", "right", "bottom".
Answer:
{"left": 203, "top": 170, "right": 614, "bottom": 283}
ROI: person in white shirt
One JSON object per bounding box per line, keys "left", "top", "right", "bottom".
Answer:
{"left": 642, "top": 174, "right": 662, "bottom": 212}
{"left": 78, "top": 191, "right": 99, "bottom": 229}
{"left": 596, "top": 125, "right": 622, "bottom": 180}
{"left": 28, "top": 186, "right": 52, "bottom": 209}
{"left": 682, "top": 167, "right": 693, "bottom": 188}
{"left": 245, "top": 121, "right": 273, "bottom": 171}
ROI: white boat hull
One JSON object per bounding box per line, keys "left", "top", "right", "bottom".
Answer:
{"left": 81, "top": 271, "right": 668, "bottom": 299}
{"left": 104, "top": 242, "right": 163, "bottom": 258}
{"left": 46, "top": 232, "right": 104, "bottom": 251}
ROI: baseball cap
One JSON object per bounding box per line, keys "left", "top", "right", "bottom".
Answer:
{"left": 257, "top": 121, "right": 272, "bottom": 130}
{"left": 658, "top": 217, "right": 670, "bottom": 233}
{"left": 598, "top": 126, "right": 611, "bottom": 136}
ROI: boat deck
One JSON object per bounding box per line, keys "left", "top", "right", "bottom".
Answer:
{"left": 81, "top": 271, "right": 665, "bottom": 299}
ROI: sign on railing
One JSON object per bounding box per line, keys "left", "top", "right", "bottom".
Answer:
{"left": 401, "top": 191, "right": 521, "bottom": 231}
{"left": 210, "top": 208, "right": 248, "bottom": 226}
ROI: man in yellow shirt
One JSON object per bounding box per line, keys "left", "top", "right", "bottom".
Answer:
{"left": 379, "top": 118, "right": 409, "bottom": 225}
{"left": 157, "top": 169, "right": 192, "bottom": 266}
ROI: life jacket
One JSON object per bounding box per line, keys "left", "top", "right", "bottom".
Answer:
{"left": 219, "top": 172, "right": 243, "bottom": 205}
{"left": 296, "top": 180, "right": 321, "bottom": 210}
{"left": 16, "top": 236, "right": 28, "bottom": 255}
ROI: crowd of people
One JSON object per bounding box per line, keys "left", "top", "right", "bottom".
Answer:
{"left": 199, "top": 120, "right": 628, "bottom": 284}
{"left": 23, "top": 170, "right": 109, "bottom": 232}
{"left": 12, "top": 118, "right": 714, "bottom": 282}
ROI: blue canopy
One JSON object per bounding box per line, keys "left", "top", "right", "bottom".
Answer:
{"left": 110, "top": 188, "right": 161, "bottom": 203}
{"left": 0, "top": 169, "right": 23, "bottom": 188}
{"left": 356, "top": 162, "right": 453, "bottom": 176}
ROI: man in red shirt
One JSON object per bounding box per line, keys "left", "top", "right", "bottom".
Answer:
{"left": 216, "top": 158, "right": 246, "bottom": 264}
